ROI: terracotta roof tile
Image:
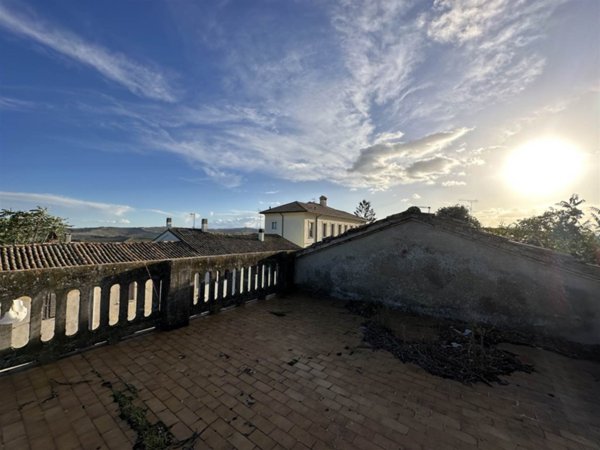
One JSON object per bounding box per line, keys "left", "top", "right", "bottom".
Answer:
{"left": 161, "top": 229, "right": 300, "bottom": 256}
{"left": 0, "top": 241, "right": 198, "bottom": 272}
{"left": 1, "top": 231, "right": 300, "bottom": 272}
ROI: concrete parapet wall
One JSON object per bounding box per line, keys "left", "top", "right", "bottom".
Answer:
{"left": 295, "top": 217, "right": 600, "bottom": 344}
{"left": 0, "top": 251, "right": 292, "bottom": 370}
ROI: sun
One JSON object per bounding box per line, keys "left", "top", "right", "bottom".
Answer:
{"left": 503, "top": 137, "right": 584, "bottom": 196}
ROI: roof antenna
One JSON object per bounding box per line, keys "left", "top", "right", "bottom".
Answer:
{"left": 190, "top": 212, "right": 196, "bottom": 228}
{"left": 416, "top": 206, "right": 431, "bottom": 213}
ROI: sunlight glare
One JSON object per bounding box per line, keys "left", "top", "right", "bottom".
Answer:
{"left": 503, "top": 138, "right": 584, "bottom": 196}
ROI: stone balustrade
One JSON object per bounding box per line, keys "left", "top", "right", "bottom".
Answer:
{"left": 0, "top": 251, "right": 292, "bottom": 370}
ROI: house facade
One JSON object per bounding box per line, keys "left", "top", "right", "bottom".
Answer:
{"left": 260, "top": 196, "right": 367, "bottom": 248}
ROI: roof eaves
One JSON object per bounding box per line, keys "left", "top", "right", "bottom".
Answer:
{"left": 260, "top": 201, "right": 309, "bottom": 215}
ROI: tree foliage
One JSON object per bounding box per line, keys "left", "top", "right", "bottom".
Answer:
{"left": 0, "top": 207, "right": 70, "bottom": 245}
{"left": 436, "top": 205, "right": 481, "bottom": 228}
{"left": 492, "top": 194, "right": 599, "bottom": 265}
{"left": 355, "top": 199, "right": 376, "bottom": 223}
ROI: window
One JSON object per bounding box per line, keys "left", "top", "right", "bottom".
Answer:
{"left": 308, "top": 222, "right": 314, "bottom": 238}
{"left": 330, "top": 223, "right": 335, "bottom": 236}
{"left": 338, "top": 224, "right": 343, "bottom": 234}
{"left": 345, "top": 225, "right": 348, "bottom": 232}
{"left": 42, "top": 293, "right": 56, "bottom": 320}
{"left": 322, "top": 223, "right": 327, "bottom": 238}
{"left": 271, "top": 221, "right": 277, "bottom": 230}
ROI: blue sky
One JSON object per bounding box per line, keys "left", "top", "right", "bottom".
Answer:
{"left": 0, "top": 0, "right": 598, "bottom": 228}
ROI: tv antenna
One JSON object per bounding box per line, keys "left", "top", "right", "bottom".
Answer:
{"left": 459, "top": 199, "right": 478, "bottom": 212}
{"left": 189, "top": 213, "right": 196, "bottom": 228}
{"left": 416, "top": 206, "right": 431, "bottom": 213}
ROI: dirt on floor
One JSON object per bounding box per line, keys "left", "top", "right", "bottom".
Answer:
{"left": 346, "top": 300, "right": 599, "bottom": 386}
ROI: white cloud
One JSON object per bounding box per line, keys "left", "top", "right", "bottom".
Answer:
{"left": 412, "top": 193, "right": 421, "bottom": 199}
{"left": 98, "top": 218, "right": 132, "bottom": 225}
{"left": 442, "top": 180, "right": 467, "bottom": 187}
{"left": 426, "top": 0, "right": 511, "bottom": 44}
{"left": 144, "top": 208, "right": 174, "bottom": 217}
{"left": 500, "top": 95, "right": 577, "bottom": 139}
{"left": 351, "top": 128, "right": 471, "bottom": 173}
{"left": 345, "top": 128, "right": 471, "bottom": 189}
{"left": 31, "top": 0, "right": 567, "bottom": 193}
{"left": 331, "top": 1, "right": 423, "bottom": 114}
{"left": 0, "top": 96, "right": 38, "bottom": 111}
{"left": 409, "top": 0, "right": 564, "bottom": 121}
{"left": 202, "top": 167, "right": 243, "bottom": 189}
{"left": 0, "top": 191, "right": 132, "bottom": 216}
{"left": 0, "top": 4, "right": 176, "bottom": 101}
{"left": 406, "top": 156, "right": 459, "bottom": 177}
{"left": 201, "top": 209, "right": 261, "bottom": 229}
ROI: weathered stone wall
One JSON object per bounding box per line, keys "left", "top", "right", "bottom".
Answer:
{"left": 294, "top": 218, "right": 600, "bottom": 344}
{"left": 0, "top": 251, "right": 292, "bottom": 369}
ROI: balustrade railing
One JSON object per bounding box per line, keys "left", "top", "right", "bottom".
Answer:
{"left": 0, "top": 252, "right": 290, "bottom": 371}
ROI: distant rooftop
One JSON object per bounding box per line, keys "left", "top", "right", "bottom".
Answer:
{"left": 156, "top": 227, "right": 300, "bottom": 255}
{"left": 0, "top": 229, "right": 299, "bottom": 272}
{"left": 0, "top": 241, "right": 199, "bottom": 272}
{"left": 260, "top": 200, "right": 366, "bottom": 222}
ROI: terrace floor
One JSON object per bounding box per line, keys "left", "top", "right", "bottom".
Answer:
{"left": 0, "top": 294, "right": 599, "bottom": 450}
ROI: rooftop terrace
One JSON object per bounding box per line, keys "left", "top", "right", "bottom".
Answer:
{"left": 1, "top": 294, "right": 598, "bottom": 450}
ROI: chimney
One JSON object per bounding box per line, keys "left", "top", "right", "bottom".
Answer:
{"left": 319, "top": 195, "right": 328, "bottom": 207}
{"left": 201, "top": 218, "right": 208, "bottom": 232}
{"left": 258, "top": 228, "right": 265, "bottom": 242}
{"left": 64, "top": 233, "right": 72, "bottom": 244}
{"left": 166, "top": 217, "right": 172, "bottom": 229}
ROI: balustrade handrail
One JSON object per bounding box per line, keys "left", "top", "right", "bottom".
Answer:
{"left": 0, "top": 251, "right": 293, "bottom": 372}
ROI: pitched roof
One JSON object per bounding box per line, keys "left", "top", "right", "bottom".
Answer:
{"left": 0, "top": 241, "right": 199, "bottom": 272}
{"left": 297, "top": 209, "right": 600, "bottom": 280}
{"left": 260, "top": 201, "right": 366, "bottom": 222}
{"left": 0, "top": 230, "right": 299, "bottom": 272}
{"left": 159, "top": 228, "right": 300, "bottom": 255}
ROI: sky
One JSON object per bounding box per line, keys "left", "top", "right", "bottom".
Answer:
{"left": 0, "top": 0, "right": 598, "bottom": 229}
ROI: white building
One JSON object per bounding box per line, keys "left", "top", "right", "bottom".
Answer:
{"left": 260, "top": 196, "right": 367, "bottom": 248}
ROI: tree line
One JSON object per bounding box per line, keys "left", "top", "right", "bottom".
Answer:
{"left": 355, "top": 196, "right": 599, "bottom": 265}
{"left": 434, "top": 195, "right": 599, "bottom": 264}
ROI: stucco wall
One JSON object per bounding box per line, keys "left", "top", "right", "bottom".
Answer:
{"left": 295, "top": 218, "right": 600, "bottom": 344}
{"left": 317, "top": 216, "right": 361, "bottom": 241}
{"left": 264, "top": 213, "right": 307, "bottom": 247}
{"left": 264, "top": 212, "right": 364, "bottom": 248}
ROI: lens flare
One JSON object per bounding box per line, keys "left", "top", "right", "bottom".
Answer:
{"left": 503, "top": 138, "right": 584, "bottom": 196}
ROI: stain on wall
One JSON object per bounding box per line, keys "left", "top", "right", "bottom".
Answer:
{"left": 295, "top": 217, "right": 600, "bottom": 344}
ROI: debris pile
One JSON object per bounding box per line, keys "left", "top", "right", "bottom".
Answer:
{"left": 362, "top": 320, "right": 533, "bottom": 385}
{"left": 346, "top": 300, "right": 535, "bottom": 385}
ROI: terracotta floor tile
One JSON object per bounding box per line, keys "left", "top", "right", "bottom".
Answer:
{"left": 0, "top": 294, "right": 598, "bottom": 450}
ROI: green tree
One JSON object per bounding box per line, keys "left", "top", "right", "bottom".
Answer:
{"left": 492, "top": 194, "right": 599, "bottom": 264}
{"left": 355, "top": 199, "right": 376, "bottom": 223}
{"left": 436, "top": 205, "right": 481, "bottom": 228}
{"left": 0, "top": 207, "right": 70, "bottom": 245}
{"left": 588, "top": 206, "right": 600, "bottom": 234}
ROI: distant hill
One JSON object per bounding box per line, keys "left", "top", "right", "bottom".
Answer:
{"left": 71, "top": 227, "right": 258, "bottom": 242}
